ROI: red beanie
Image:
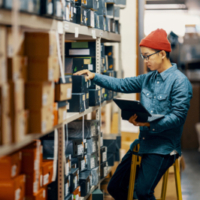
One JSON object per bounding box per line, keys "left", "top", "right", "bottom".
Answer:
{"left": 139, "top": 29, "right": 171, "bottom": 52}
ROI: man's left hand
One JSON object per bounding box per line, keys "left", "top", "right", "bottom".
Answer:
{"left": 129, "top": 114, "right": 150, "bottom": 127}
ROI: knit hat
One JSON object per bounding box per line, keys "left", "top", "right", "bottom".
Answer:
{"left": 139, "top": 29, "right": 171, "bottom": 52}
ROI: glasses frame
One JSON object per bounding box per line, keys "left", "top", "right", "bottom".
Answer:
{"left": 140, "top": 50, "right": 161, "bottom": 61}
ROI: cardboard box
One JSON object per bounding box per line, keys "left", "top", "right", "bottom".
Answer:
{"left": 21, "top": 147, "right": 41, "bottom": 174}
{"left": 41, "top": 160, "right": 54, "bottom": 187}
{"left": 58, "top": 105, "right": 67, "bottom": 124}
{"left": 0, "top": 151, "right": 22, "bottom": 180}
{"left": 29, "top": 105, "right": 53, "bottom": 133}
{"left": 0, "top": 83, "right": 10, "bottom": 114}
{"left": 27, "top": 56, "right": 59, "bottom": 82}
{"left": 0, "top": 174, "right": 25, "bottom": 200}
{"left": 0, "top": 114, "right": 12, "bottom": 145}
{"left": 0, "top": 26, "right": 6, "bottom": 57}
{"left": 25, "top": 188, "right": 46, "bottom": 200}
{"left": 9, "top": 80, "right": 24, "bottom": 112}
{"left": 0, "top": 56, "right": 7, "bottom": 85}
{"left": 7, "top": 28, "right": 25, "bottom": 58}
{"left": 7, "top": 56, "right": 28, "bottom": 81}
{"left": 25, "top": 172, "right": 40, "bottom": 196}
{"left": 25, "top": 82, "right": 54, "bottom": 109}
{"left": 55, "top": 83, "right": 72, "bottom": 101}
{"left": 25, "top": 32, "right": 57, "bottom": 57}
{"left": 11, "top": 110, "right": 28, "bottom": 143}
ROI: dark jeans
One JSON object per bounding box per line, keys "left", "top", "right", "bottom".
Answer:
{"left": 107, "top": 150, "right": 179, "bottom": 200}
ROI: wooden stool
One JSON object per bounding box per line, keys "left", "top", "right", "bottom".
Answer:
{"left": 127, "top": 144, "right": 182, "bottom": 200}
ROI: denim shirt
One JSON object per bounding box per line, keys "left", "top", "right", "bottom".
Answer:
{"left": 93, "top": 63, "right": 193, "bottom": 156}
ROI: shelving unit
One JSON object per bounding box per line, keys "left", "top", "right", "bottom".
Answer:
{"left": 0, "top": 6, "right": 123, "bottom": 200}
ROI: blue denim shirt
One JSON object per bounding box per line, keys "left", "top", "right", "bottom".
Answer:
{"left": 93, "top": 63, "right": 193, "bottom": 156}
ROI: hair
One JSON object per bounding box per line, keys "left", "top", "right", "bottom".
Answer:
{"left": 166, "top": 51, "right": 170, "bottom": 59}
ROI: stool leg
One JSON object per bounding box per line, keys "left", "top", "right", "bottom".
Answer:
{"left": 128, "top": 154, "right": 137, "bottom": 200}
{"left": 174, "top": 159, "right": 182, "bottom": 200}
{"left": 160, "top": 168, "right": 169, "bottom": 200}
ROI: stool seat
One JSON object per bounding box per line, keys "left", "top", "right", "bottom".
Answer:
{"left": 128, "top": 144, "right": 182, "bottom": 200}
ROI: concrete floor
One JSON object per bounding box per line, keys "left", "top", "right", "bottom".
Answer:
{"left": 181, "top": 150, "right": 200, "bottom": 200}
{"left": 104, "top": 150, "right": 200, "bottom": 200}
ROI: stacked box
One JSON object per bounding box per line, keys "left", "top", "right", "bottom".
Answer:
{"left": 5, "top": 27, "right": 29, "bottom": 143}
{"left": 79, "top": 171, "right": 92, "bottom": 196}
{"left": 24, "top": 32, "right": 61, "bottom": 134}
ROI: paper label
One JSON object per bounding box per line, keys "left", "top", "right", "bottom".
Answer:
{"left": 65, "top": 183, "right": 69, "bottom": 196}
{"left": 69, "top": 49, "right": 90, "bottom": 55}
{"left": 43, "top": 174, "right": 49, "bottom": 185}
{"left": 87, "top": 93, "right": 89, "bottom": 99}
{"left": 48, "top": 2, "right": 53, "bottom": 14}
{"left": 82, "top": 94, "right": 85, "bottom": 101}
{"left": 74, "top": 7, "right": 76, "bottom": 14}
{"left": 43, "top": 189, "right": 46, "bottom": 198}
{"left": 34, "top": 160, "right": 39, "bottom": 171}
{"left": 11, "top": 165, "right": 17, "bottom": 177}
{"left": 103, "top": 152, "right": 107, "bottom": 162}
{"left": 65, "top": 162, "right": 69, "bottom": 176}
{"left": 48, "top": 69, "right": 54, "bottom": 81}
{"left": 40, "top": 175, "right": 43, "bottom": 187}
{"left": 88, "top": 64, "right": 93, "bottom": 71}
{"left": 66, "top": 88, "right": 71, "bottom": 98}
{"left": 81, "top": 159, "right": 85, "bottom": 171}
{"left": 41, "top": 121, "right": 46, "bottom": 132}
{"left": 74, "top": 176, "right": 77, "bottom": 189}
{"left": 75, "top": 27, "right": 79, "bottom": 38}
{"left": 28, "top": 0, "right": 34, "bottom": 12}
{"left": 42, "top": 94, "right": 48, "bottom": 106}
{"left": 66, "top": 7, "right": 69, "bottom": 21}
{"left": 92, "top": 142, "right": 96, "bottom": 152}
{"left": 100, "top": 137, "right": 103, "bottom": 147}
{"left": 91, "top": 126, "right": 96, "bottom": 136}
{"left": 63, "top": 111, "right": 67, "bottom": 120}
{"left": 56, "top": 2, "right": 62, "bottom": 17}
{"left": 90, "top": 157, "right": 95, "bottom": 169}
{"left": 33, "top": 181, "right": 38, "bottom": 193}
{"left": 92, "top": 30, "right": 96, "bottom": 39}
{"left": 67, "top": 103, "right": 70, "bottom": 110}
{"left": 77, "top": 144, "right": 83, "bottom": 155}
{"left": 103, "top": 166, "right": 107, "bottom": 177}
{"left": 15, "top": 188, "right": 21, "bottom": 200}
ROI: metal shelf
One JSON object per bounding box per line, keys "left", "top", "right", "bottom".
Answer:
{"left": 64, "top": 22, "right": 121, "bottom": 42}
{"left": 0, "top": 100, "right": 112, "bottom": 158}
{"left": 80, "top": 166, "right": 112, "bottom": 200}
{"left": 0, "top": 9, "right": 121, "bottom": 42}
{"left": 65, "top": 100, "right": 113, "bottom": 124}
{"left": 0, "top": 9, "right": 58, "bottom": 31}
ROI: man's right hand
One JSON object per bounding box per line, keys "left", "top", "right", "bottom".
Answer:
{"left": 73, "top": 70, "right": 95, "bottom": 81}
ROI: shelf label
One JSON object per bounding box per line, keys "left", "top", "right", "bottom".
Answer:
{"left": 92, "top": 30, "right": 96, "bottom": 39}
{"left": 57, "top": 21, "right": 63, "bottom": 34}
{"left": 75, "top": 27, "right": 79, "bottom": 38}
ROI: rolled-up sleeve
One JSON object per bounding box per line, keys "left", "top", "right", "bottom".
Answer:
{"left": 93, "top": 73, "right": 146, "bottom": 93}
{"left": 149, "top": 78, "right": 193, "bottom": 133}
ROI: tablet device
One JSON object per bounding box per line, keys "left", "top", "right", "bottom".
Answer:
{"left": 113, "top": 98, "right": 164, "bottom": 123}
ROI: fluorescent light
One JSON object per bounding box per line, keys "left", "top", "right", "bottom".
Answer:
{"left": 145, "top": 4, "right": 187, "bottom": 10}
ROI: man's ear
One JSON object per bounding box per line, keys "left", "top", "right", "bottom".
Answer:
{"left": 160, "top": 50, "right": 166, "bottom": 59}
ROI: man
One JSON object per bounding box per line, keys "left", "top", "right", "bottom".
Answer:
{"left": 74, "top": 29, "right": 193, "bottom": 200}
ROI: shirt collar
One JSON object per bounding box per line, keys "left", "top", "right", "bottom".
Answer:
{"left": 156, "top": 63, "right": 177, "bottom": 81}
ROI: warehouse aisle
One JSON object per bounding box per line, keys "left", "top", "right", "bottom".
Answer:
{"left": 181, "top": 150, "right": 200, "bottom": 200}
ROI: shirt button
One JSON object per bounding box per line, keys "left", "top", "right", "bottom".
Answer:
{"left": 157, "top": 81, "right": 159, "bottom": 84}
{"left": 151, "top": 111, "right": 153, "bottom": 113}
{"left": 152, "top": 129, "right": 155, "bottom": 131}
{"left": 142, "top": 137, "right": 145, "bottom": 140}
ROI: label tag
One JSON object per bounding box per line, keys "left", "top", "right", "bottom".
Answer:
{"left": 75, "top": 27, "right": 79, "bottom": 38}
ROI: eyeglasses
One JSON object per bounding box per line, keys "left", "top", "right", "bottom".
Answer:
{"left": 140, "top": 50, "right": 161, "bottom": 61}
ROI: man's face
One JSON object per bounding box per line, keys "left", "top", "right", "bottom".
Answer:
{"left": 140, "top": 46, "right": 163, "bottom": 71}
